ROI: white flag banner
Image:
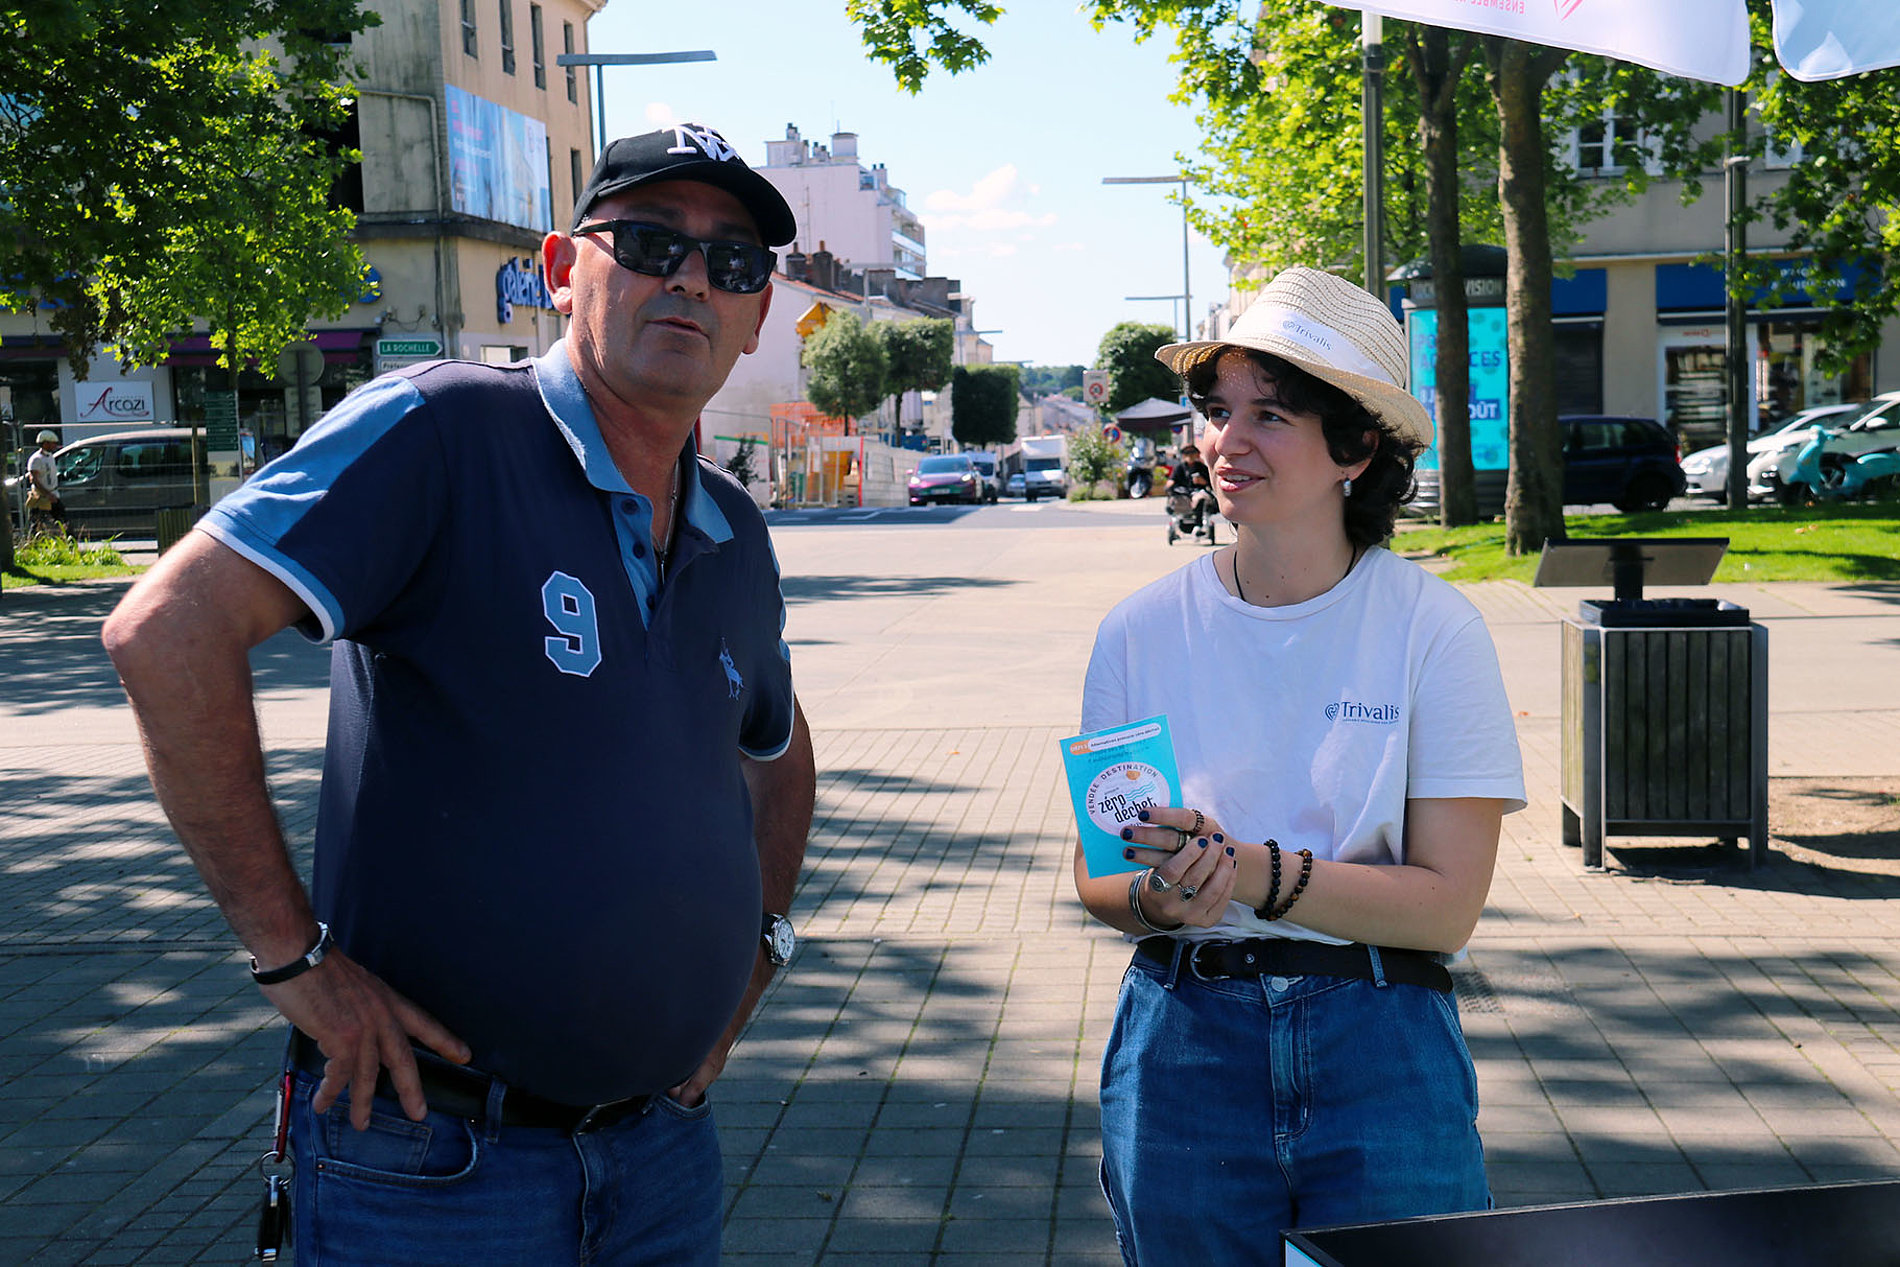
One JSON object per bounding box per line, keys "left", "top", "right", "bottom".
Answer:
{"left": 1324, "top": 1, "right": 1750, "bottom": 85}
{"left": 1773, "top": 2, "right": 1900, "bottom": 81}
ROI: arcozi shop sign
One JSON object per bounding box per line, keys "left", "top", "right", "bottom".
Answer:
{"left": 75, "top": 381, "right": 156, "bottom": 424}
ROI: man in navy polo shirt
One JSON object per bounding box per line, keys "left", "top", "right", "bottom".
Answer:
{"left": 103, "top": 123, "right": 816, "bottom": 1264}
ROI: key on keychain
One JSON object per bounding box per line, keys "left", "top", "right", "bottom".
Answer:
{"left": 255, "top": 1071, "right": 294, "bottom": 1262}
{"left": 255, "top": 1173, "right": 288, "bottom": 1262}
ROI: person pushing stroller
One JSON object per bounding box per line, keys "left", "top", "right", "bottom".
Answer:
{"left": 1165, "top": 442, "right": 1218, "bottom": 544}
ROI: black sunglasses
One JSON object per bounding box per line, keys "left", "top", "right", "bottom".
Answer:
{"left": 572, "top": 220, "right": 776, "bottom": 295}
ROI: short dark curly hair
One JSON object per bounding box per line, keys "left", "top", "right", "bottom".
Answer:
{"left": 1182, "top": 348, "right": 1422, "bottom": 549}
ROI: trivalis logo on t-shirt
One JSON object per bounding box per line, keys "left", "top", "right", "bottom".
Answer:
{"left": 1325, "top": 699, "right": 1401, "bottom": 724}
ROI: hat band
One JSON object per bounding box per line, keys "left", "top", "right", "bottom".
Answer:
{"left": 1244, "top": 307, "right": 1396, "bottom": 387}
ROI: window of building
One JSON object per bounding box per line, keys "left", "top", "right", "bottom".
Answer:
{"left": 460, "top": 0, "right": 478, "bottom": 57}
{"left": 563, "top": 23, "right": 577, "bottom": 103}
{"left": 571, "top": 148, "right": 585, "bottom": 212}
{"left": 1571, "top": 111, "right": 1650, "bottom": 175}
{"left": 499, "top": 1, "right": 516, "bottom": 74}
{"left": 530, "top": 5, "right": 546, "bottom": 89}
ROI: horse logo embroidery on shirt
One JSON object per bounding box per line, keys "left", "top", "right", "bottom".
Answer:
{"left": 719, "top": 640, "right": 744, "bottom": 699}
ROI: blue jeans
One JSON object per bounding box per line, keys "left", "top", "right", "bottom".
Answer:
{"left": 1098, "top": 946, "right": 1488, "bottom": 1264}
{"left": 288, "top": 1070, "right": 722, "bottom": 1266}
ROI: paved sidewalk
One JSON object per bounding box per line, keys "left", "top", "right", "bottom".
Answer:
{"left": 2, "top": 513, "right": 1897, "bottom": 1263}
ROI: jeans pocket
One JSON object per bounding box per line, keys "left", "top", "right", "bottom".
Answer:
{"left": 653, "top": 1091, "right": 713, "bottom": 1122}
{"left": 316, "top": 1104, "right": 481, "bottom": 1189}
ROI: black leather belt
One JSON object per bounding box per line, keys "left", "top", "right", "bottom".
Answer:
{"left": 288, "top": 1030, "right": 652, "bottom": 1132}
{"left": 1136, "top": 937, "right": 1453, "bottom": 993}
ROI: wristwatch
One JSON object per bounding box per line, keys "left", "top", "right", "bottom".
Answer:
{"left": 761, "top": 913, "right": 796, "bottom": 967}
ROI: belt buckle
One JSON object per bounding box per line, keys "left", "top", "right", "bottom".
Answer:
{"left": 1186, "top": 942, "right": 1231, "bottom": 982}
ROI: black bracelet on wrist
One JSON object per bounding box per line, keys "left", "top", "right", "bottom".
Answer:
{"left": 1267, "top": 850, "right": 1315, "bottom": 922}
{"left": 250, "top": 922, "right": 332, "bottom": 985}
{"left": 1254, "top": 839, "right": 1283, "bottom": 921}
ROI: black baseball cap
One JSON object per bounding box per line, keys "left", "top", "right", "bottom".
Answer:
{"left": 571, "top": 123, "right": 797, "bottom": 246}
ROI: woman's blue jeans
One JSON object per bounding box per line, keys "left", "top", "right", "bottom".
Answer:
{"left": 288, "top": 1070, "right": 722, "bottom": 1266}
{"left": 1098, "top": 945, "right": 1489, "bottom": 1265}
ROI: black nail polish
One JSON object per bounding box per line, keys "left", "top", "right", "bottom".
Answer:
{"left": 1120, "top": 828, "right": 1133, "bottom": 840}
{"left": 1212, "top": 832, "right": 1224, "bottom": 844}
{"left": 1196, "top": 837, "right": 1208, "bottom": 848}
{"left": 1137, "top": 809, "right": 1150, "bottom": 822}
{"left": 1225, "top": 845, "right": 1235, "bottom": 856}
{"left": 1123, "top": 849, "right": 1135, "bottom": 860}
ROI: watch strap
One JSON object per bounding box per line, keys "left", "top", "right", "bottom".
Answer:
{"left": 250, "top": 922, "right": 333, "bottom": 985}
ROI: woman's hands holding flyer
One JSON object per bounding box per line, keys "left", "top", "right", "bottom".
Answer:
{"left": 1120, "top": 807, "right": 1239, "bottom": 928}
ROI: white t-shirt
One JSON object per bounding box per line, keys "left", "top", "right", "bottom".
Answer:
{"left": 27, "top": 448, "right": 57, "bottom": 494}
{"left": 1081, "top": 545, "right": 1526, "bottom": 945}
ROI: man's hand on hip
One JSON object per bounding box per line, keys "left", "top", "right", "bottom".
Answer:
{"left": 262, "top": 951, "right": 470, "bottom": 1130}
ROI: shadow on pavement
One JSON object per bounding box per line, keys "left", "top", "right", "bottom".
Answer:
{"left": 781, "top": 575, "right": 1015, "bottom": 603}
{"left": 1603, "top": 843, "right": 1900, "bottom": 897}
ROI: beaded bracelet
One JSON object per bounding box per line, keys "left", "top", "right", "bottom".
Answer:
{"left": 1129, "top": 868, "right": 1185, "bottom": 934}
{"left": 1253, "top": 839, "right": 1283, "bottom": 921}
{"left": 1266, "top": 849, "right": 1315, "bottom": 922}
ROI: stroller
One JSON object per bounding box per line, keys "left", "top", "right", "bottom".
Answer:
{"left": 1165, "top": 487, "right": 1220, "bottom": 545}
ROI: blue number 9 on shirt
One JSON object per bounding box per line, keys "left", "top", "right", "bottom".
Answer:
{"left": 541, "top": 571, "right": 602, "bottom": 677}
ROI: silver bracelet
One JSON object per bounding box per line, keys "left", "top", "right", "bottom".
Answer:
{"left": 1129, "top": 869, "right": 1184, "bottom": 934}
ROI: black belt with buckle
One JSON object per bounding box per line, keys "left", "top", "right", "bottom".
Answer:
{"left": 287, "top": 1030, "right": 652, "bottom": 1132}
{"left": 1136, "top": 937, "right": 1453, "bottom": 993}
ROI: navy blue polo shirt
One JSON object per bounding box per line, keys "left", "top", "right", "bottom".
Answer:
{"left": 198, "top": 343, "right": 796, "bottom": 1105}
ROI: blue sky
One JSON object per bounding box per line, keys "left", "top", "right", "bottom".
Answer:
{"left": 582, "top": 1, "right": 1232, "bottom": 369}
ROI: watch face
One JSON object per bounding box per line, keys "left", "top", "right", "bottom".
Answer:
{"left": 765, "top": 916, "right": 795, "bottom": 964}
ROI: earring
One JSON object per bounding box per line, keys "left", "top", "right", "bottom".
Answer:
{"left": 1342, "top": 476, "right": 1353, "bottom": 499}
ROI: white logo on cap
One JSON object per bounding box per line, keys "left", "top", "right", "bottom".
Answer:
{"left": 667, "top": 124, "right": 739, "bottom": 163}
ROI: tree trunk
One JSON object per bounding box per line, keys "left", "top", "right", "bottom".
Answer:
{"left": 1410, "top": 28, "right": 1478, "bottom": 526}
{"left": 1485, "top": 38, "right": 1570, "bottom": 554}
{"left": 2, "top": 490, "right": 15, "bottom": 571}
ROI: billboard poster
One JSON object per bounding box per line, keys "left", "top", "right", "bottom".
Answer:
{"left": 445, "top": 85, "right": 552, "bottom": 233}
{"left": 1408, "top": 307, "right": 1510, "bottom": 473}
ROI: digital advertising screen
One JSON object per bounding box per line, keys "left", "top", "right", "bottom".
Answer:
{"left": 1408, "top": 306, "right": 1510, "bottom": 473}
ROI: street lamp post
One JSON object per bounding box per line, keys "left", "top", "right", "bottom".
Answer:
{"left": 1125, "top": 293, "right": 1188, "bottom": 336}
{"left": 1361, "top": 14, "right": 1386, "bottom": 299}
{"left": 555, "top": 51, "right": 717, "bottom": 161}
{"left": 1103, "top": 175, "right": 1192, "bottom": 340}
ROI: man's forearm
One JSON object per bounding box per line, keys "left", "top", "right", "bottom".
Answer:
{"left": 103, "top": 537, "right": 318, "bottom": 965}
{"left": 743, "top": 698, "right": 816, "bottom": 916}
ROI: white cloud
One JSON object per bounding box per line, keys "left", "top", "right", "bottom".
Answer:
{"left": 920, "top": 165, "right": 1057, "bottom": 234}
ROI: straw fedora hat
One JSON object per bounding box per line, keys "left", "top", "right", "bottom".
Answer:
{"left": 1155, "top": 266, "right": 1433, "bottom": 449}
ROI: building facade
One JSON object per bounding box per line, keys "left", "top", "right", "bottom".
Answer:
{"left": 759, "top": 126, "right": 928, "bottom": 280}
{"left": 1, "top": 0, "right": 601, "bottom": 467}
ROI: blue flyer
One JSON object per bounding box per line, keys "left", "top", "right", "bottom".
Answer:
{"left": 1059, "top": 715, "right": 1182, "bottom": 878}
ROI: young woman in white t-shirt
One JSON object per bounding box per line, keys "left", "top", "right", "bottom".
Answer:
{"left": 1074, "top": 268, "right": 1525, "bottom": 1261}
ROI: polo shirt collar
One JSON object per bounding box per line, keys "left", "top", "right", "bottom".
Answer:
{"left": 533, "top": 340, "right": 733, "bottom": 544}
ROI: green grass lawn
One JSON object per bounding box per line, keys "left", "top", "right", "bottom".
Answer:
{"left": 1393, "top": 502, "right": 1900, "bottom": 584}
{"left": 2, "top": 530, "right": 142, "bottom": 590}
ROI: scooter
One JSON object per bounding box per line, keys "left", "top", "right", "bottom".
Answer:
{"left": 1125, "top": 438, "right": 1155, "bottom": 499}
{"left": 1784, "top": 426, "right": 1900, "bottom": 501}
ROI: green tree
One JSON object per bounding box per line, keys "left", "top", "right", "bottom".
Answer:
{"left": 1066, "top": 424, "right": 1123, "bottom": 495}
{"left": 875, "top": 317, "right": 955, "bottom": 418}
{"left": 803, "top": 311, "right": 889, "bottom": 421}
{"left": 1095, "top": 322, "right": 1179, "bottom": 415}
{"left": 1740, "top": 2, "right": 1900, "bottom": 377}
{"left": 1, "top": 0, "right": 377, "bottom": 373}
{"left": 1021, "top": 364, "right": 1085, "bottom": 397}
{"left": 950, "top": 363, "right": 1020, "bottom": 448}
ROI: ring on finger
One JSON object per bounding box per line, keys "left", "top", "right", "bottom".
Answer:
{"left": 1178, "top": 884, "right": 1200, "bottom": 901}
{"left": 1189, "top": 809, "right": 1205, "bottom": 836}
{"left": 1147, "top": 870, "right": 1176, "bottom": 894}
{"left": 1173, "top": 827, "right": 1192, "bottom": 849}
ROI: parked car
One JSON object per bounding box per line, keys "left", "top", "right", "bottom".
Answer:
{"left": 1679, "top": 403, "right": 1868, "bottom": 500}
{"left": 1561, "top": 415, "right": 1686, "bottom": 512}
{"left": 5, "top": 428, "right": 207, "bottom": 536}
{"left": 1005, "top": 471, "right": 1026, "bottom": 499}
{"left": 964, "top": 451, "right": 1002, "bottom": 503}
{"left": 907, "top": 454, "right": 986, "bottom": 506}
{"left": 1746, "top": 391, "right": 1900, "bottom": 502}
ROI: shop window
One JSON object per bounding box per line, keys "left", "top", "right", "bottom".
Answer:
{"left": 0, "top": 359, "right": 61, "bottom": 479}
{"left": 500, "top": 0, "right": 516, "bottom": 75}
{"left": 530, "top": 5, "right": 546, "bottom": 89}
{"left": 1554, "top": 324, "right": 1604, "bottom": 416}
